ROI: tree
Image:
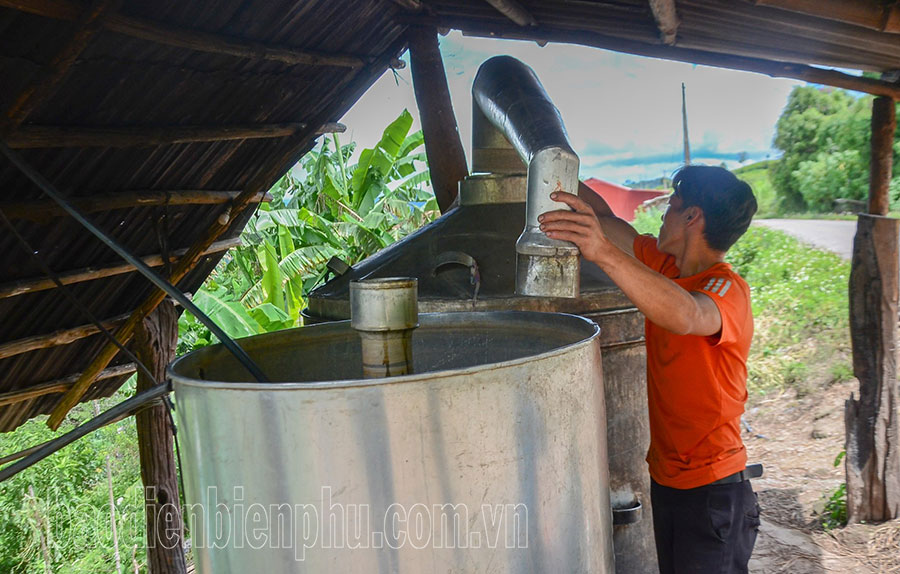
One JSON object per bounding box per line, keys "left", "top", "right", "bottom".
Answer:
{"left": 772, "top": 86, "right": 900, "bottom": 213}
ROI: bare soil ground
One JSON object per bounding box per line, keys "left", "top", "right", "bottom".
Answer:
{"left": 745, "top": 379, "right": 900, "bottom": 573}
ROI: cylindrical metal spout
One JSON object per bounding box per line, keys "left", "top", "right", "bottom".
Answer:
{"left": 350, "top": 277, "right": 418, "bottom": 378}
{"left": 472, "top": 56, "right": 580, "bottom": 298}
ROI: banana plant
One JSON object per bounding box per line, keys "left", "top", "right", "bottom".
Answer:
{"left": 179, "top": 109, "right": 438, "bottom": 352}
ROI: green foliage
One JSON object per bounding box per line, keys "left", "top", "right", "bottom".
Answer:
{"left": 733, "top": 160, "right": 778, "bottom": 217}
{"left": 772, "top": 86, "right": 900, "bottom": 213}
{"left": 0, "top": 379, "right": 149, "bottom": 573}
{"left": 822, "top": 483, "right": 848, "bottom": 530}
{"left": 822, "top": 451, "right": 848, "bottom": 530}
{"left": 179, "top": 109, "right": 438, "bottom": 352}
{"left": 727, "top": 226, "right": 850, "bottom": 392}
{"left": 632, "top": 206, "right": 664, "bottom": 235}
{"left": 793, "top": 149, "right": 867, "bottom": 211}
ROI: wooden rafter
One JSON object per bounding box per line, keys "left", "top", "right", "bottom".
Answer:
{"left": 0, "top": 0, "right": 365, "bottom": 68}
{"left": 0, "top": 237, "right": 241, "bottom": 299}
{"left": 753, "top": 0, "right": 900, "bottom": 34}
{"left": 649, "top": 0, "right": 679, "bottom": 45}
{"left": 44, "top": 36, "right": 410, "bottom": 430}
{"left": 484, "top": 0, "right": 537, "bottom": 26}
{"left": 5, "top": 122, "right": 345, "bottom": 149}
{"left": 0, "top": 363, "right": 136, "bottom": 408}
{"left": 408, "top": 17, "right": 900, "bottom": 99}
{"left": 0, "top": 0, "right": 118, "bottom": 134}
{"left": 0, "top": 312, "right": 130, "bottom": 360}
{"left": 389, "top": 0, "right": 424, "bottom": 11}
{"left": 0, "top": 190, "right": 270, "bottom": 221}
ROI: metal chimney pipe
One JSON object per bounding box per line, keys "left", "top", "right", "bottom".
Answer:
{"left": 350, "top": 278, "right": 418, "bottom": 378}
{"left": 472, "top": 56, "right": 580, "bottom": 298}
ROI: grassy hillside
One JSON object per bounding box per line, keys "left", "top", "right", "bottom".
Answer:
{"left": 734, "top": 160, "right": 779, "bottom": 217}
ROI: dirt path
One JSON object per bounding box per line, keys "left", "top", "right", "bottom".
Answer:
{"left": 744, "top": 380, "right": 900, "bottom": 573}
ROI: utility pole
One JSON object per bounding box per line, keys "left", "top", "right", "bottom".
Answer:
{"left": 682, "top": 82, "right": 691, "bottom": 165}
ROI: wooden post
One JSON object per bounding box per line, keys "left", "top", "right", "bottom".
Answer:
{"left": 133, "top": 301, "right": 186, "bottom": 573}
{"left": 846, "top": 95, "right": 900, "bottom": 523}
{"left": 408, "top": 26, "right": 468, "bottom": 213}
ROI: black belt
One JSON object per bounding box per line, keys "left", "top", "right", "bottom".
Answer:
{"left": 709, "top": 463, "right": 764, "bottom": 486}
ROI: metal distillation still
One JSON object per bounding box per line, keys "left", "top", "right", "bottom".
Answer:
{"left": 305, "top": 55, "right": 657, "bottom": 573}
{"left": 170, "top": 281, "right": 616, "bottom": 572}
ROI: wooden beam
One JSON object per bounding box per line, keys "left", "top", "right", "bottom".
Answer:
{"left": 649, "top": 0, "right": 679, "bottom": 45}
{"left": 0, "top": 0, "right": 365, "bottom": 68}
{"left": 414, "top": 17, "right": 900, "bottom": 99}
{"left": 0, "top": 363, "right": 136, "bottom": 407}
{"left": 846, "top": 96, "right": 900, "bottom": 523}
{"left": 753, "top": 0, "right": 900, "bottom": 34}
{"left": 134, "top": 302, "right": 186, "bottom": 573}
{"left": 389, "top": 0, "right": 423, "bottom": 11}
{"left": 408, "top": 26, "right": 468, "bottom": 213}
{"left": 847, "top": 214, "right": 900, "bottom": 522}
{"left": 484, "top": 0, "right": 537, "bottom": 27}
{"left": 45, "top": 35, "right": 407, "bottom": 430}
{"left": 0, "top": 237, "right": 241, "bottom": 299}
{"left": 868, "top": 96, "right": 896, "bottom": 215}
{"left": 0, "top": 312, "right": 130, "bottom": 360}
{"left": 5, "top": 122, "right": 345, "bottom": 149}
{"left": 0, "top": 190, "right": 270, "bottom": 221}
{"left": 0, "top": 0, "right": 117, "bottom": 134}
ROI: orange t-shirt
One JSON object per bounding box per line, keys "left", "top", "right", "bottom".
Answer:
{"left": 633, "top": 234, "right": 753, "bottom": 489}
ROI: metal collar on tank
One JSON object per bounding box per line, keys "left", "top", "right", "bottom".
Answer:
{"left": 350, "top": 277, "right": 418, "bottom": 378}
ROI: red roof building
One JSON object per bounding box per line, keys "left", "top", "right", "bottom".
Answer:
{"left": 582, "top": 178, "right": 668, "bottom": 222}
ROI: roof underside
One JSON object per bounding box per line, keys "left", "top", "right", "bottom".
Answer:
{"left": 0, "top": 0, "right": 898, "bottom": 432}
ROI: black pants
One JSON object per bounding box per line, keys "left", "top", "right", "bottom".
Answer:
{"left": 651, "top": 478, "right": 761, "bottom": 574}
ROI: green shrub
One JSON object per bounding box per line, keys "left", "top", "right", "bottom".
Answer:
{"left": 734, "top": 160, "right": 778, "bottom": 217}
{"left": 632, "top": 206, "right": 664, "bottom": 235}
{"left": 822, "top": 451, "right": 848, "bottom": 531}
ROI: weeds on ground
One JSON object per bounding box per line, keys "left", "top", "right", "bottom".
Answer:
{"left": 822, "top": 451, "right": 848, "bottom": 530}
{"left": 728, "top": 226, "right": 850, "bottom": 394}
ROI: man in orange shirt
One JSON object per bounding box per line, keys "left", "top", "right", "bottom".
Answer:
{"left": 540, "top": 165, "right": 760, "bottom": 573}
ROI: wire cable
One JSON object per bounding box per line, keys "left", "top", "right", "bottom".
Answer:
{"left": 0, "top": 382, "right": 172, "bottom": 482}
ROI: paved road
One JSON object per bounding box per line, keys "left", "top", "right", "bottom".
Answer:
{"left": 754, "top": 219, "right": 856, "bottom": 260}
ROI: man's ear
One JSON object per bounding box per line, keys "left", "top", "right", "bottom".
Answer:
{"left": 684, "top": 206, "right": 702, "bottom": 226}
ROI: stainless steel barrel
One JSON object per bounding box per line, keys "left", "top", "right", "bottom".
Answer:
{"left": 169, "top": 311, "right": 615, "bottom": 573}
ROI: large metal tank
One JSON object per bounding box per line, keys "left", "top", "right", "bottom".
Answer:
{"left": 305, "top": 56, "right": 657, "bottom": 573}
{"left": 169, "top": 311, "right": 615, "bottom": 573}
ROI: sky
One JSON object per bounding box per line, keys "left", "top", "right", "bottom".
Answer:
{"left": 339, "top": 31, "right": 804, "bottom": 186}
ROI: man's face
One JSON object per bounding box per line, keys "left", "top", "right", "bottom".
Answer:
{"left": 657, "top": 193, "right": 687, "bottom": 255}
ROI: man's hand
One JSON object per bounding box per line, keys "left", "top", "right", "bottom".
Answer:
{"left": 539, "top": 191, "right": 613, "bottom": 265}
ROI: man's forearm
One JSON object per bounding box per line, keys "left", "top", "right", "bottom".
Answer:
{"left": 597, "top": 244, "right": 705, "bottom": 335}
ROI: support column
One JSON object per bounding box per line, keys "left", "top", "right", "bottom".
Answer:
{"left": 408, "top": 26, "right": 468, "bottom": 213}
{"left": 846, "top": 95, "right": 900, "bottom": 523}
{"left": 134, "top": 301, "right": 187, "bottom": 573}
